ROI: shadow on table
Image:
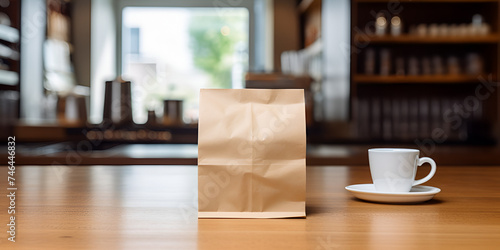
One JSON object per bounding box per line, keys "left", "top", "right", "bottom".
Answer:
{"left": 306, "top": 204, "right": 332, "bottom": 216}
{"left": 349, "top": 197, "right": 445, "bottom": 205}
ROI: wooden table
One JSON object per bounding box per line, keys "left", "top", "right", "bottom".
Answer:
{"left": 1, "top": 165, "right": 499, "bottom": 249}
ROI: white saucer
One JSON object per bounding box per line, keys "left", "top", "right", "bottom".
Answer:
{"left": 345, "top": 184, "right": 441, "bottom": 203}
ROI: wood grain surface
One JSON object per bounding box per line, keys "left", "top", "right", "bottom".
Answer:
{"left": 0, "top": 165, "right": 499, "bottom": 249}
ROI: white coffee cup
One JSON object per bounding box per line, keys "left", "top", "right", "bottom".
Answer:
{"left": 368, "top": 148, "right": 437, "bottom": 192}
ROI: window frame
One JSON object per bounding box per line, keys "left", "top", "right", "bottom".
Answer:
{"left": 115, "top": 0, "right": 256, "bottom": 76}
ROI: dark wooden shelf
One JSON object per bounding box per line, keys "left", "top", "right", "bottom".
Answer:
{"left": 0, "top": 84, "right": 17, "bottom": 91}
{"left": 354, "top": 34, "right": 500, "bottom": 44}
{"left": 353, "top": 74, "right": 488, "bottom": 84}
{"left": 351, "top": 0, "right": 499, "bottom": 144}
{"left": 0, "top": 0, "right": 21, "bottom": 141}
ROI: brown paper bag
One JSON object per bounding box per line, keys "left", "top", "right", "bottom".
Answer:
{"left": 198, "top": 89, "right": 306, "bottom": 218}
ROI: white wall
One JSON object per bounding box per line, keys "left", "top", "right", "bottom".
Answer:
{"left": 20, "top": 0, "right": 46, "bottom": 121}
{"left": 254, "top": 0, "right": 273, "bottom": 72}
{"left": 90, "top": 0, "right": 117, "bottom": 124}
{"left": 322, "top": 0, "right": 350, "bottom": 121}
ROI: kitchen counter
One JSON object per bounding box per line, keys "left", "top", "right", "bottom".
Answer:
{"left": 5, "top": 143, "right": 500, "bottom": 166}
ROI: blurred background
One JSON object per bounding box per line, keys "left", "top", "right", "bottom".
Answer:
{"left": 1, "top": 0, "right": 499, "bottom": 165}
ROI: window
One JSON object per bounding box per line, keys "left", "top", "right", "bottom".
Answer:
{"left": 121, "top": 7, "right": 249, "bottom": 124}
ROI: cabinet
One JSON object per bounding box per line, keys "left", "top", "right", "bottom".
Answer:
{"left": 351, "top": 0, "right": 499, "bottom": 144}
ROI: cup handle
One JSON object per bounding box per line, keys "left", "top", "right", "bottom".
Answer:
{"left": 413, "top": 157, "right": 437, "bottom": 186}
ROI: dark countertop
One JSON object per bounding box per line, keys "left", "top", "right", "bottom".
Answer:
{"left": 4, "top": 142, "right": 500, "bottom": 166}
